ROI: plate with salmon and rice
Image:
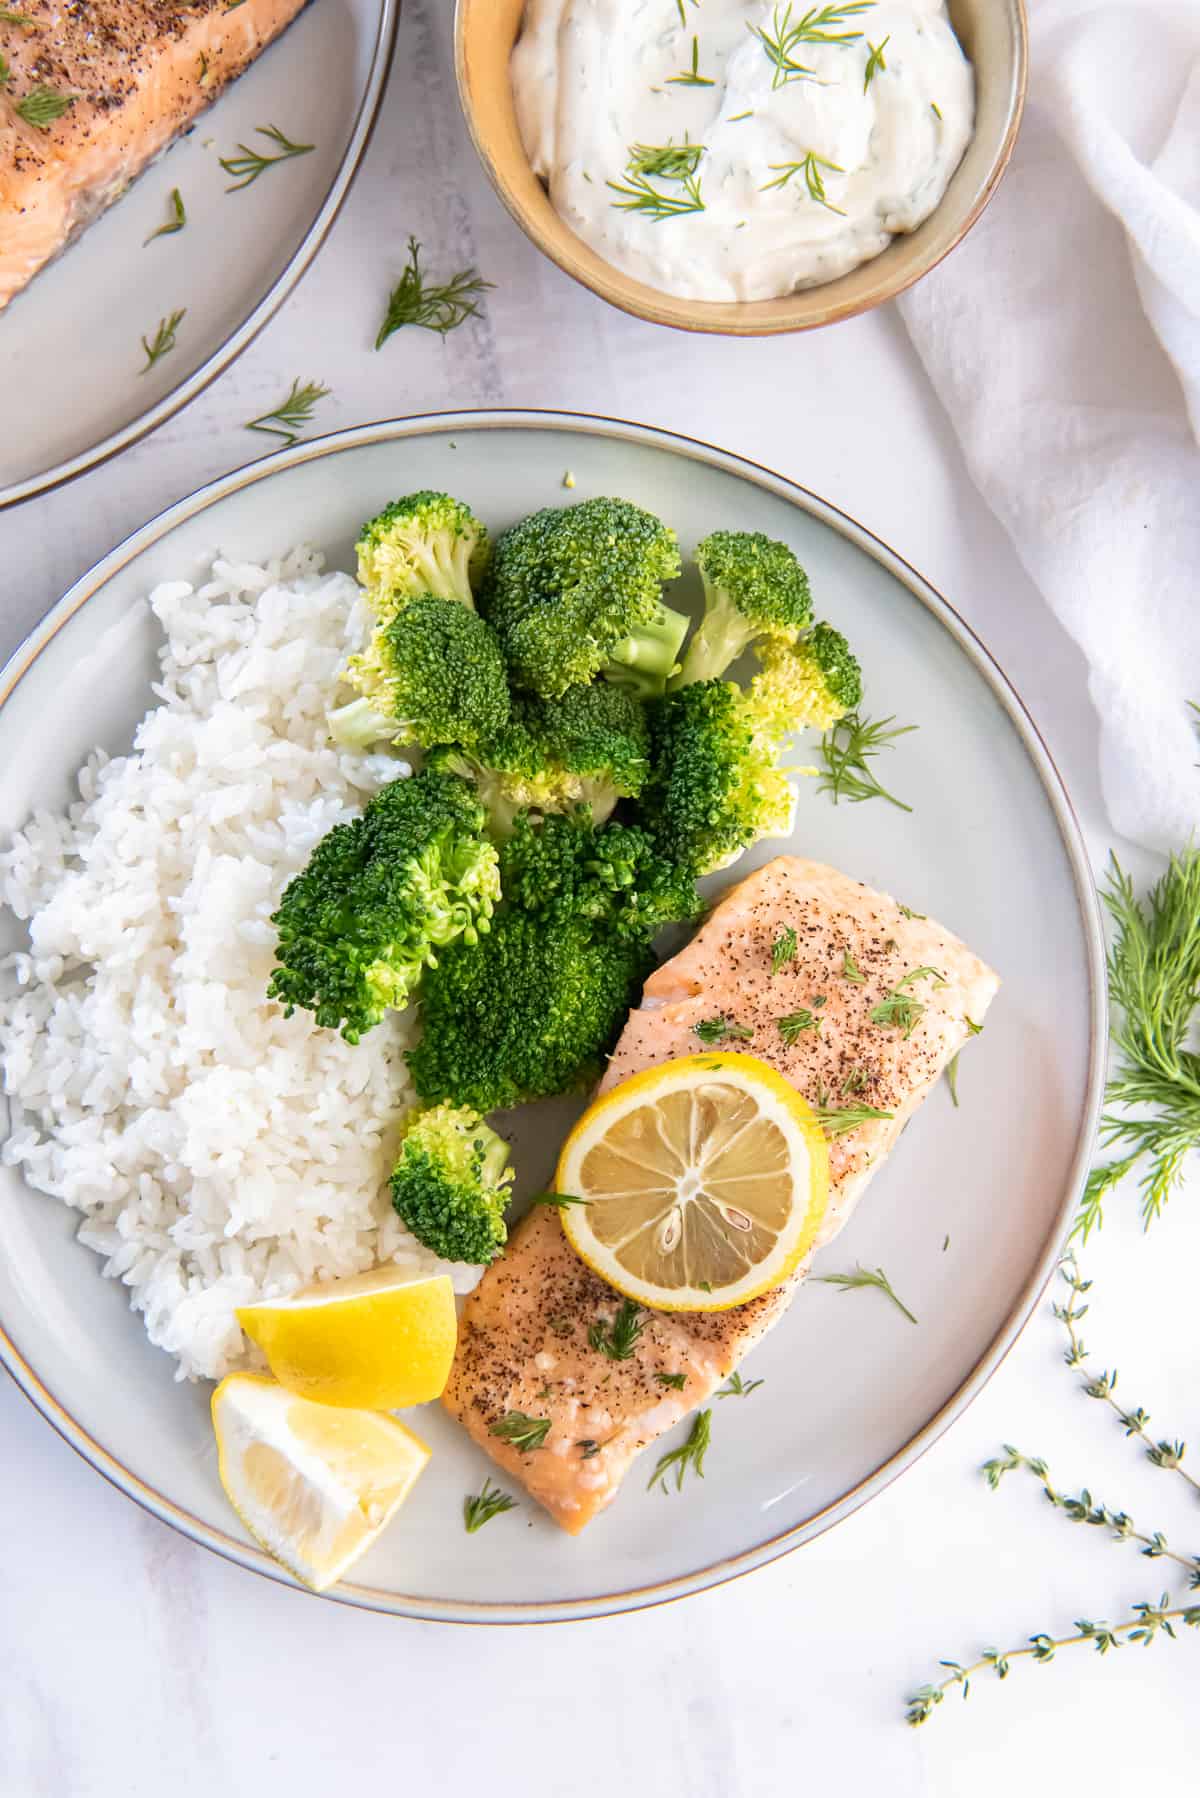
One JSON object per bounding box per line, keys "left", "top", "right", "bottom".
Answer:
{"left": 0, "top": 0, "right": 397, "bottom": 509}
{"left": 0, "top": 412, "right": 1105, "bottom": 1620}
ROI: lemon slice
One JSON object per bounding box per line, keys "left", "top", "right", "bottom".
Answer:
{"left": 212, "top": 1373, "right": 430, "bottom": 1590}
{"left": 236, "top": 1268, "right": 456, "bottom": 1410}
{"left": 556, "top": 1052, "right": 829, "bottom": 1312}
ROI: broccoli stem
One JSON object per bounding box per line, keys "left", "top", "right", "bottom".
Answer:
{"left": 327, "top": 697, "right": 397, "bottom": 750}
{"left": 478, "top": 1127, "right": 513, "bottom": 1188}
{"left": 604, "top": 602, "right": 690, "bottom": 697}
{"left": 672, "top": 590, "right": 756, "bottom": 687}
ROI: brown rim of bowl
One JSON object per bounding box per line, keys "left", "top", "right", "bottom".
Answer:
{"left": 0, "top": 409, "right": 1105, "bottom": 1625}
{"left": 454, "top": 0, "right": 1029, "bottom": 337}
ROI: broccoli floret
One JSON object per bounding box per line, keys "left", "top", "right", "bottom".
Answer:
{"left": 409, "top": 911, "right": 653, "bottom": 1114}
{"left": 634, "top": 679, "right": 797, "bottom": 876}
{"left": 499, "top": 809, "right": 700, "bottom": 940}
{"left": 328, "top": 597, "right": 510, "bottom": 752}
{"left": 748, "top": 624, "right": 863, "bottom": 735}
{"left": 673, "top": 531, "right": 814, "bottom": 688}
{"left": 479, "top": 497, "right": 689, "bottom": 698}
{"left": 356, "top": 491, "right": 490, "bottom": 615}
{"left": 428, "top": 683, "right": 651, "bottom": 831}
{"left": 389, "top": 1102, "right": 514, "bottom": 1264}
{"left": 267, "top": 770, "right": 500, "bottom": 1043}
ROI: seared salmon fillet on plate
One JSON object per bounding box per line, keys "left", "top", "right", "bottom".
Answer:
{"left": 0, "top": 0, "right": 308, "bottom": 313}
{"left": 443, "top": 856, "right": 1000, "bottom": 1533}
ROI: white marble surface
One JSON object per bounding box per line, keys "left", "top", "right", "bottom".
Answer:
{"left": 1, "top": 3, "right": 1196, "bottom": 1791}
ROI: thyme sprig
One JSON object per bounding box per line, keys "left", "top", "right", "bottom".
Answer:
{"left": 811, "top": 1101, "right": 894, "bottom": 1136}
{"left": 907, "top": 1597, "right": 1200, "bottom": 1725}
{"left": 489, "top": 1411, "right": 551, "bottom": 1453}
{"left": 666, "top": 35, "right": 714, "bottom": 86}
{"left": 981, "top": 1446, "right": 1200, "bottom": 1582}
{"left": 144, "top": 187, "right": 186, "bottom": 246}
{"left": 219, "top": 123, "right": 313, "bottom": 191}
{"left": 762, "top": 152, "right": 845, "bottom": 214}
{"left": 648, "top": 1409, "right": 711, "bottom": 1492}
{"left": 244, "top": 377, "right": 330, "bottom": 449}
{"left": 376, "top": 236, "right": 492, "bottom": 347}
{"left": 14, "top": 82, "right": 73, "bottom": 127}
{"left": 463, "top": 1478, "right": 517, "bottom": 1532}
{"left": 589, "top": 1299, "right": 644, "bottom": 1361}
{"left": 815, "top": 1262, "right": 917, "bottom": 1324}
{"left": 1073, "top": 851, "right": 1200, "bottom": 1242}
{"left": 817, "top": 712, "right": 917, "bottom": 810}
{"left": 1055, "top": 1256, "right": 1200, "bottom": 1499}
{"left": 139, "top": 309, "right": 185, "bottom": 373}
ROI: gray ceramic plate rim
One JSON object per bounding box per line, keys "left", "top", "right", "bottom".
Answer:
{"left": 0, "top": 0, "right": 401, "bottom": 515}
{"left": 0, "top": 410, "right": 1108, "bottom": 1624}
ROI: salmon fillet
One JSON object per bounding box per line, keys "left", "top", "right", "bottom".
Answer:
{"left": 443, "top": 856, "right": 1000, "bottom": 1533}
{"left": 0, "top": 0, "right": 308, "bottom": 313}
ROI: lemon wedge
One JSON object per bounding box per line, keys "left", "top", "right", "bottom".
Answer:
{"left": 556, "top": 1052, "right": 829, "bottom": 1312}
{"left": 236, "top": 1268, "right": 456, "bottom": 1410}
{"left": 212, "top": 1373, "right": 430, "bottom": 1590}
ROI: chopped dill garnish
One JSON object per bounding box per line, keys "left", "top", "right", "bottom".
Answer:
{"left": 761, "top": 151, "right": 846, "bottom": 213}
{"left": 930, "top": 100, "right": 943, "bottom": 120}
{"left": 771, "top": 927, "right": 798, "bottom": 973}
{"left": 220, "top": 123, "right": 313, "bottom": 191}
{"left": 778, "top": 1008, "right": 820, "bottom": 1043}
{"left": 576, "top": 1439, "right": 604, "bottom": 1459}
{"left": 531, "top": 1191, "right": 591, "bottom": 1208}
{"left": 0, "top": 10, "right": 36, "bottom": 23}
{"left": 842, "top": 950, "right": 865, "bottom": 983}
{"left": 139, "top": 308, "right": 185, "bottom": 373}
{"left": 489, "top": 1411, "right": 551, "bottom": 1453}
{"left": 197, "top": 52, "right": 210, "bottom": 86}
{"left": 666, "top": 35, "right": 714, "bottom": 85}
{"left": 817, "top": 712, "right": 917, "bottom": 810}
{"left": 898, "top": 903, "right": 926, "bottom": 920}
{"left": 945, "top": 1051, "right": 960, "bottom": 1108}
{"left": 728, "top": 109, "right": 754, "bottom": 122}
{"left": 863, "top": 33, "right": 889, "bottom": 89}
{"left": 608, "top": 168, "right": 704, "bottom": 221}
{"left": 841, "top": 1067, "right": 867, "bottom": 1094}
{"left": 812, "top": 1101, "right": 894, "bottom": 1136}
{"left": 15, "top": 82, "right": 74, "bottom": 128}
{"left": 244, "top": 377, "right": 330, "bottom": 449}
{"left": 376, "top": 236, "right": 492, "bottom": 346}
{"left": 627, "top": 139, "right": 705, "bottom": 180}
{"left": 815, "top": 1262, "right": 917, "bottom": 1324}
{"left": 869, "top": 971, "right": 941, "bottom": 1038}
{"left": 965, "top": 1016, "right": 984, "bottom": 1035}
{"left": 463, "top": 1478, "right": 517, "bottom": 1533}
{"left": 717, "top": 1372, "right": 763, "bottom": 1399}
{"left": 144, "top": 188, "right": 186, "bottom": 247}
{"left": 588, "top": 1299, "right": 644, "bottom": 1361}
{"left": 0, "top": 52, "right": 8, "bottom": 87}
{"left": 694, "top": 1016, "right": 753, "bottom": 1045}
{"left": 675, "top": 0, "right": 698, "bottom": 25}
{"left": 656, "top": 1371, "right": 687, "bottom": 1390}
{"left": 648, "top": 1409, "right": 712, "bottom": 1493}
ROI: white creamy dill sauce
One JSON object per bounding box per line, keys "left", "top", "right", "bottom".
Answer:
{"left": 512, "top": 0, "right": 975, "bottom": 303}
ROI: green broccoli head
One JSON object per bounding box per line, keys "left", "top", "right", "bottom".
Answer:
{"left": 635, "top": 679, "right": 797, "bottom": 877}
{"left": 674, "top": 531, "right": 814, "bottom": 687}
{"left": 267, "top": 770, "right": 500, "bottom": 1042}
{"left": 356, "top": 491, "right": 490, "bottom": 615}
{"left": 389, "top": 1102, "right": 514, "bottom": 1264}
{"left": 479, "top": 497, "right": 689, "bottom": 699}
{"left": 408, "top": 911, "right": 652, "bottom": 1114}
{"left": 429, "top": 683, "right": 651, "bottom": 831}
{"left": 748, "top": 623, "right": 864, "bottom": 736}
{"left": 499, "top": 809, "right": 701, "bottom": 940}
{"left": 328, "top": 597, "right": 511, "bottom": 753}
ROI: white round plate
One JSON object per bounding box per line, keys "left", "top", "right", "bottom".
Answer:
{"left": 0, "top": 0, "right": 398, "bottom": 511}
{"left": 0, "top": 412, "right": 1105, "bottom": 1622}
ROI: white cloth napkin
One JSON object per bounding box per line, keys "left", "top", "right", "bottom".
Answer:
{"left": 899, "top": 0, "right": 1200, "bottom": 855}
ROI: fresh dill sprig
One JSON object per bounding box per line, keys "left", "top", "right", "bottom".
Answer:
{"left": 376, "top": 236, "right": 493, "bottom": 347}
{"left": 1072, "top": 851, "right": 1200, "bottom": 1242}
{"left": 489, "top": 1411, "right": 551, "bottom": 1453}
{"left": 589, "top": 1299, "right": 644, "bottom": 1362}
{"left": 815, "top": 1263, "right": 917, "bottom": 1324}
{"left": 656, "top": 1370, "right": 687, "bottom": 1390}
{"left": 531, "top": 1191, "right": 591, "bottom": 1208}
{"left": 674, "top": 0, "right": 698, "bottom": 24}
{"left": 771, "top": 927, "right": 798, "bottom": 974}
{"left": 627, "top": 139, "right": 705, "bottom": 180}
{"left": 14, "top": 82, "right": 73, "bottom": 127}
{"left": 463, "top": 1477, "right": 517, "bottom": 1533}
{"left": 863, "top": 33, "right": 889, "bottom": 88}
{"left": 945, "top": 1051, "right": 961, "bottom": 1107}
{"left": 244, "top": 377, "right": 330, "bottom": 449}
{"left": 608, "top": 168, "right": 704, "bottom": 221}
{"left": 907, "top": 1596, "right": 1200, "bottom": 1726}
{"left": 980, "top": 1447, "right": 1200, "bottom": 1582}
{"left": 761, "top": 151, "right": 846, "bottom": 214}
{"left": 144, "top": 188, "right": 186, "bottom": 247}
{"left": 717, "top": 1372, "right": 763, "bottom": 1399}
{"left": 841, "top": 1067, "right": 868, "bottom": 1094}
{"left": 219, "top": 123, "right": 313, "bottom": 191}
{"left": 841, "top": 950, "right": 864, "bottom": 984}
{"left": 139, "top": 309, "right": 186, "bottom": 373}
{"left": 648, "top": 1409, "right": 712, "bottom": 1493}
{"left": 694, "top": 1016, "right": 753, "bottom": 1045}
{"left": 1054, "top": 1256, "right": 1200, "bottom": 1499}
{"left": 0, "top": 51, "right": 8, "bottom": 86}
{"left": 811, "top": 1101, "right": 894, "bottom": 1136}
{"left": 870, "top": 988, "right": 924, "bottom": 1037}
{"left": 777, "top": 1008, "right": 820, "bottom": 1044}
{"left": 817, "top": 712, "right": 917, "bottom": 810}
{"left": 787, "top": 2, "right": 874, "bottom": 42}
{"left": 666, "top": 35, "right": 714, "bottom": 86}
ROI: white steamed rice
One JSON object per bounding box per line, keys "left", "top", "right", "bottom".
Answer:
{"left": 0, "top": 547, "right": 478, "bottom": 1383}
